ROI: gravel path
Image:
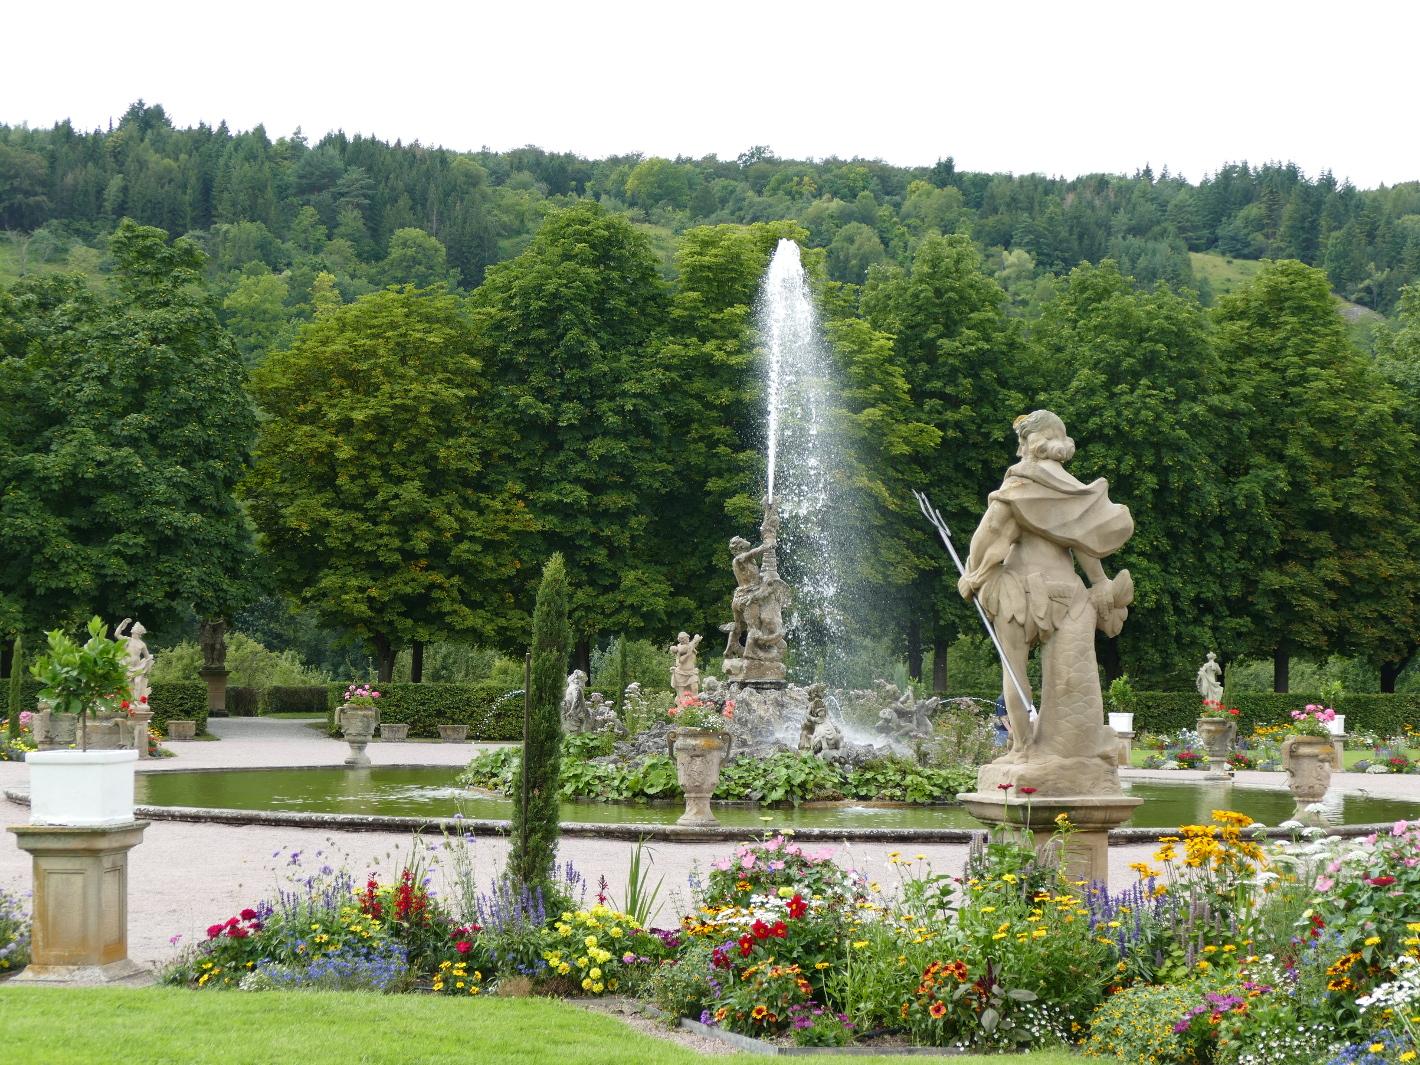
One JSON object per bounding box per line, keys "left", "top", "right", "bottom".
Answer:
{"left": 3, "top": 719, "right": 1419, "bottom": 972}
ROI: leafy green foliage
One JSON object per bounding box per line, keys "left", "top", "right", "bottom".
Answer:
{"left": 509, "top": 554, "right": 571, "bottom": 891}
{"left": 6, "top": 635, "right": 20, "bottom": 741}
{"left": 30, "top": 617, "right": 132, "bottom": 727}
{"left": 0, "top": 222, "right": 257, "bottom": 634}
{"left": 245, "top": 285, "right": 530, "bottom": 680}
{"left": 325, "top": 682, "right": 525, "bottom": 739}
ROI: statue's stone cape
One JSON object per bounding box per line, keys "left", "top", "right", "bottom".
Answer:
{"left": 990, "top": 459, "right": 1133, "bottom": 558}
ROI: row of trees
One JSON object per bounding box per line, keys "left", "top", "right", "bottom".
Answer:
{"left": 3, "top": 102, "right": 1418, "bottom": 318}
{"left": 3, "top": 202, "right": 1419, "bottom": 691}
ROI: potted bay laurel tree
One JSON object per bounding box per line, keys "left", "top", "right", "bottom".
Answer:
{"left": 666, "top": 692, "right": 735, "bottom": 827}
{"left": 27, "top": 617, "right": 139, "bottom": 826}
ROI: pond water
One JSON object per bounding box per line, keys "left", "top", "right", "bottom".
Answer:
{"left": 133, "top": 767, "right": 1420, "bottom": 830}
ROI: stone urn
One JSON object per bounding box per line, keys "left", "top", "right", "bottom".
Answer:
{"left": 1282, "top": 735, "right": 1338, "bottom": 806}
{"left": 166, "top": 720, "right": 197, "bottom": 741}
{"left": 668, "top": 728, "right": 732, "bottom": 827}
{"left": 437, "top": 724, "right": 469, "bottom": 743}
{"left": 380, "top": 723, "right": 410, "bottom": 742}
{"left": 35, "top": 711, "right": 78, "bottom": 751}
{"left": 339, "top": 705, "right": 379, "bottom": 767}
{"left": 1195, "top": 716, "right": 1234, "bottom": 779}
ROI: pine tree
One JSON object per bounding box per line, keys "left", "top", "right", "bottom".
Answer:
{"left": 509, "top": 553, "right": 571, "bottom": 894}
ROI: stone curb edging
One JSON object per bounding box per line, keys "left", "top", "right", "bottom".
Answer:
{"left": 2, "top": 786, "right": 1402, "bottom": 844}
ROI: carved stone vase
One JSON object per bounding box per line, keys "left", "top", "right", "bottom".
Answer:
{"left": 1196, "top": 717, "right": 1234, "bottom": 779}
{"left": 1282, "top": 735, "right": 1337, "bottom": 805}
{"left": 340, "top": 705, "right": 379, "bottom": 767}
{"left": 668, "top": 729, "right": 732, "bottom": 827}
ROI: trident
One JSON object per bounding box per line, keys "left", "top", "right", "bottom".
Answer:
{"left": 913, "top": 490, "right": 1037, "bottom": 717}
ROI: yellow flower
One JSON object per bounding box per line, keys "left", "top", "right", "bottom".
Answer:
{"left": 1370, "top": 1045, "right": 1385, "bottom": 1054}
{"left": 589, "top": 968, "right": 602, "bottom": 980}
{"left": 1366, "top": 936, "right": 1382, "bottom": 947}
{"left": 584, "top": 935, "right": 598, "bottom": 948}
{"left": 852, "top": 941, "right": 869, "bottom": 950}
{"left": 558, "top": 963, "right": 570, "bottom": 975}
{"left": 581, "top": 977, "right": 593, "bottom": 990}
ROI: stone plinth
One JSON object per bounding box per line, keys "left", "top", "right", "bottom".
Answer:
{"left": 958, "top": 792, "right": 1143, "bottom": 886}
{"left": 1115, "top": 731, "right": 1135, "bottom": 767}
{"left": 199, "top": 666, "right": 231, "bottom": 718}
{"left": 722, "top": 657, "right": 787, "bottom": 686}
{"left": 129, "top": 711, "right": 153, "bottom": 759}
{"left": 7, "top": 820, "right": 149, "bottom": 983}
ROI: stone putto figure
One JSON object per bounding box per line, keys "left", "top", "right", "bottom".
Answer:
{"left": 669, "top": 632, "right": 702, "bottom": 696}
{"left": 720, "top": 497, "right": 791, "bottom": 686}
{"left": 117, "top": 618, "right": 154, "bottom": 706}
{"left": 1195, "top": 652, "right": 1223, "bottom": 704}
{"left": 957, "top": 410, "right": 1134, "bottom": 796}
{"left": 199, "top": 618, "right": 228, "bottom": 671}
{"left": 798, "top": 682, "right": 829, "bottom": 751}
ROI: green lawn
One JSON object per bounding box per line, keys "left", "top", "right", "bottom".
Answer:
{"left": 0, "top": 986, "right": 1078, "bottom": 1064}
{"left": 1189, "top": 251, "right": 1266, "bottom": 297}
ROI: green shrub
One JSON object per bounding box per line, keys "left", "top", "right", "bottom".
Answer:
{"left": 326, "top": 682, "right": 526, "bottom": 739}
{"left": 1117, "top": 690, "right": 1420, "bottom": 737}
{"left": 265, "top": 685, "right": 328, "bottom": 714}
{"left": 227, "top": 686, "right": 261, "bottom": 716}
{"left": 717, "top": 750, "right": 843, "bottom": 804}
{"left": 149, "top": 683, "right": 209, "bottom": 735}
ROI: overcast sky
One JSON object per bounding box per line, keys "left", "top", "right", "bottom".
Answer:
{"left": 5, "top": 0, "right": 1417, "bottom": 189}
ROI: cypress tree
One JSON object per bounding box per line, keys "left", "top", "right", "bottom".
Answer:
{"left": 509, "top": 554, "right": 571, "bottom": 893}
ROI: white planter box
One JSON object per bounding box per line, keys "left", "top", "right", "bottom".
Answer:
{"left": 1327, "top": 714, "right": 1346, "bottom": 737}
{"left": 25, "top": 749, "right": 138, "bottom": 826}
{"left": 1108, "top": 712, "right": 1135, "bottom": 734}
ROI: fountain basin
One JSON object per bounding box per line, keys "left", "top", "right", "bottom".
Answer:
{"left": 4, "top": 765, "right": 1411, "bottom": 844}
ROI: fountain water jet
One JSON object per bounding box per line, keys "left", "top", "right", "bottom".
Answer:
{"left": 754, "top": 239, "right": 850, "bottom": 680}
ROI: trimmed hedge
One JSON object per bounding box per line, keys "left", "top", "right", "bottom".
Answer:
{"left": 1118, "top": 690, "right": 1420, "bottom": 738}
{"left": 228, "top": 686, "right": 261, "bottom": 717}
{"left": 324, "top": 682, "right": 528, "bottom": 740}
{"left": 14, "top": 677, "right": 209, "bottom": 735}
{"left": 266, "top": 685, "right": 329, "bottom": 715}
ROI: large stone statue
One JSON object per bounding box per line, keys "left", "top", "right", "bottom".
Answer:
{"left": 669, "top": 632, "right": 702, "bottom": 697}
{"left": 199, "top": 618, "right": 228, "bottom": 670}
{"left": 720, "top": 498, "right": 791, "bottom": 686}
{"left": 957, "top": 411, "right": 1135, "bottom": 796}
{"left": 116, "top": 618, "right": 154, "bottom": 706}
{"left": 1195, "top": 652, "right": 1223, "bottom": 704}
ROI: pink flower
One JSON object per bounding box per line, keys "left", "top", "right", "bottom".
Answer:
{"left": 740, "top": 854, "right": 757, "bottom": 871}
{"left": 711, "top": 857, "right": 731, "bottom": 871}
{"left": 1314, "top": 875, "right": 1334, "bottom": 892}
{"left": 1394, "top": 821, "right": 1410, "bottom": 837}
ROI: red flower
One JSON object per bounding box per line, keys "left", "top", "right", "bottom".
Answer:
{"left": 750, "top": 919, "right": 772, "bottom": 940}
{"left": 239, "top": 908, "right": 258, "bottom": 921}
{"left": 1367, "top": 876, "right": 1397, "bottom": 887}
{"left": 1018, "top": 786, "right": 1037, "bottom": 795}
{"left": 769, "top": 920, "right": 787, "bottom": 938}
{"left": 455, "top": 940, "right": 472, "bottom": 955}
{"left": 228, "top": 927, "right": 248, "bottom": 939}
{"left": 206, "top": 924, "right": 223, "bottom": 939}
{"left": 786, "top": 894, "right": 807, "bottom": 919}
{"left": 996, "top": 782, "right": 1012, "bottom": 791}
{"left": 140, "top": 695, "right": 147, "bottom": 704}
{"left": 225, "top": 916, "right": 240, "bottom": 928}
{"left": 738, "top": 934, "right": 754, "bottom": 958}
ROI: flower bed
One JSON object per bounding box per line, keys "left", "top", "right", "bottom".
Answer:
{"left": 128, "top": 806, "right": 1420, "bottom": 1060}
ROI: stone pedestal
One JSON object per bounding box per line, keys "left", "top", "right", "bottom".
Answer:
{"left": 340, "top": 706, "right": 378, "bottom": 767}
{"left": 199, "top": 666, "right": 231, "bottom": 718}
{"left": 1115, "top": 731, "right": 1134, "bottom": 767}
{"left": 7, "top": 820, "right": 149, "bottom": 983}
{"left": 958, "top": 792, "right": 1143, "bottom": 887}
{"left": 129, "top": 711, "right": 153, "bottom": 759}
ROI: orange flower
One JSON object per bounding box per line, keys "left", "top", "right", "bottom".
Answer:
{"left": 929, "top": 1001, "right": 947, "bottom": 1019}
{"left": 751, "top": 1004, "right": 769, "bottom": 1021}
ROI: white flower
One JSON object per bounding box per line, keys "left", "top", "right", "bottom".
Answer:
{"left": 1278, "top": 819, "right": 1303, "bottom": 831}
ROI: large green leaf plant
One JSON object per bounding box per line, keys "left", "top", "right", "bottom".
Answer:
{"left": 30, "top": 617, "right": 131, "bottom": 750}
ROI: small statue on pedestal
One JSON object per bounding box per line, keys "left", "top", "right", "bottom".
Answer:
{"left": 669, "top": 632, "right": 702, "bottom": 697}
